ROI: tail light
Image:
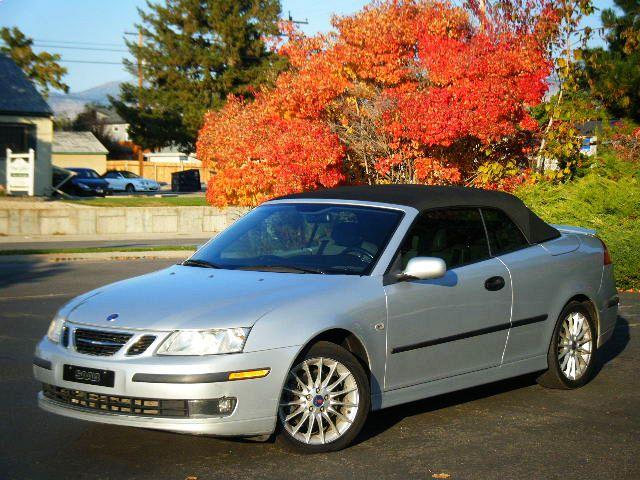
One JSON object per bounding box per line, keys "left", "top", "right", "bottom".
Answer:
{"left": 598, "top": 237, "right": 612, "bottom": 265}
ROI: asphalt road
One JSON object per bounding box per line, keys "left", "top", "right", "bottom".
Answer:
{"left": 1, "top": 260, "right": 638, "bottom": 480}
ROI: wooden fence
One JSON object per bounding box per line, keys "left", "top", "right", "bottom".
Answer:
{"left": 106, "top": 160, "right": 213, "bottom": 185}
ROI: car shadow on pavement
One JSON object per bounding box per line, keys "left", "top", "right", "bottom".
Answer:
{"left": 356, "top": 314, "right": 631, "bottom": 446}
{"left": 0, "top": 259, "right": 72, "bottom": 290}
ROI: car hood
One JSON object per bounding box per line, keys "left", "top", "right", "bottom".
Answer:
{"left": 61, "top": 265, "right": 346, "bottom": 331}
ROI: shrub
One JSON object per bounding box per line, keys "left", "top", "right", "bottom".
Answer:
{"left": 516, "top": 149, "right": 640, "bottom": 290}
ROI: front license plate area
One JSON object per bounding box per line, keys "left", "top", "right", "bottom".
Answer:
{"left": 63, "top": 364, "right": 115, "bottom": 387}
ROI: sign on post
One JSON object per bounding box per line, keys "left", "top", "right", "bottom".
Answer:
{"left": 6, "top": 148, "right": 35, "bottom": 196}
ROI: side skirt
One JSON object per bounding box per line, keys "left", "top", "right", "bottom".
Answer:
{"left": 371, "top": 354, "right": 547, "bottom": 411}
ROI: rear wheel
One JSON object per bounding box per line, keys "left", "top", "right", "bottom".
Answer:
{"left": 537, "top": 301, "right": 597, "bottom": 389}
{"left": 125, "top": 183, "right": 135, "bottom": 193}
{"left": 277, "top": 341, "right": 370, "bottom": 453}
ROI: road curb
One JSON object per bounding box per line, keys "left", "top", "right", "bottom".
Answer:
{"left": 0, "top": 250, "right": 195, "bottom": 263}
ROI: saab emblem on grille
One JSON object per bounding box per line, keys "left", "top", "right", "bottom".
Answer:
{"left": 106, "top": 313, "right": 119, "bottom": 322}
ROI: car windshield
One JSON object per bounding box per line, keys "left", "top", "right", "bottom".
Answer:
{"left": 121, "top": 171, "right": 139, "bottom": 178}
{"left": 73, "top": 169, "right": 100, "bottom": 179}
{"left": 190, "top": 203, "right": 403, "bottom": 275}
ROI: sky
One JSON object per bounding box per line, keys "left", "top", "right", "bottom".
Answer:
{"left": 0, "top": 0, "right": 617, "bottom": 93}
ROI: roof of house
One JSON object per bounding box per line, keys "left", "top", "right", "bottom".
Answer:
{"left": 277, "top": 185, "right": 561, "bottom": 244}
{"left": 0, "top": 54, "right": 53, "bottom": 117}
{"left": 52, "top": 131, "right": 109, "bottom": 154}
{"left": 94, "top": 107, "right": 126, "bottom": 124}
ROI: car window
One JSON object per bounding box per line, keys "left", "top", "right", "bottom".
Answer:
{"left": 121, "top": 171, "right": 139, "bottom": 179}
{"left": 103, "top": 172, "right": 117, "bottom": 178}
{"left": 481, "top": 208, "right": 529, "bottom": 255}
{"left": 192, "top": 203, "right": 403, "bottom": 275}
{"left": 81, "top": 170, "right": 100, "bottom": 179}
{"left": 399, "top": 208, "right": 490, "bottom": 270}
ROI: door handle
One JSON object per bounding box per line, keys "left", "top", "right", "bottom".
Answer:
{"left": 485, "top": 276, "right": 505, "bottom": 291}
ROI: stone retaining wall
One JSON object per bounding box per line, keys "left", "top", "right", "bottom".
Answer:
{"left": 0, "top": 206, "right": 249, "bottom": 237}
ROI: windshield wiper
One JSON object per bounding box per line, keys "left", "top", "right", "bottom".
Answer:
{"left": 182, "top": 259, "right": 222, "bottom": 269}
{"left": 236, "top": 265, "right": 326, "bottom": 274}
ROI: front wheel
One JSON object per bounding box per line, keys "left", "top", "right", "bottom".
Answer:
{"left": 537, "top": 301, "right": 598, "bottom": 389}
{"left": 278, "top": 341, "right": 370, "bottom": 453}
{"left": 125, "top": 183, "right": 135, "bottom": 193}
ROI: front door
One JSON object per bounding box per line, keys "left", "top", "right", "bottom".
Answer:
{"left": 384, "top": 208, "right": 512, "bottom": 391}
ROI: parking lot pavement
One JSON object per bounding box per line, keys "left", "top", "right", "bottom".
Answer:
{"left": 1, "top": 259, "right": 638, "bottom": 480}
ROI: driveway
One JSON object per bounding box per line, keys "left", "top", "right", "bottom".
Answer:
{"left": 0, "top": 259, "right": 637, "bottom": 479}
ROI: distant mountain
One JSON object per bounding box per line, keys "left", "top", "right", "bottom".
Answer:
{"left": 48, "top": 81, "right": 123, "bottom": 119}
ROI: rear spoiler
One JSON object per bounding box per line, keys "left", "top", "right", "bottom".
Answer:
{"left": 550, "top": 224, "right": 597, "bottom": 236}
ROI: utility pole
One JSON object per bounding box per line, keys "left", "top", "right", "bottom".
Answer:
{"left": 125, "top": 29, "right": 145, "bottom": 176}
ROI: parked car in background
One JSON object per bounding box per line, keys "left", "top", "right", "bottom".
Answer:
{"left": 102, "top": 170, "right": 160, "bottom": 193}
{"left": 34, "top": 185, "right": 617, "bottom": 453}
{"left": 61, "top": 168, "right": 111, "bottom": 197}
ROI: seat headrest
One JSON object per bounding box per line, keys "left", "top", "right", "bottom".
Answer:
{"left": 331, "top": 222, "right": 363, "bottom": 247}
{"left": 431, "top": 228, "right": 448, "bottom": 251}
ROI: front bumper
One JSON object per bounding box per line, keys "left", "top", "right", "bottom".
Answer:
{"left": 34, "top": 336, "right": 299, "bottom": 436}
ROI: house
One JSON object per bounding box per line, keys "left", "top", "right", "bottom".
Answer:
{"left": 0, "top": 53, "right": 54, "bottom": 196}
{"left": 144, "top": 147, "right": 201, "bottom": 165}
{"left": 576, "top": 120, "right": 603, "bottom": 157}
{"left": 92, "top": 107, "right": 130, "bottom": 143}
{"left": 52, "top": 131, "right": 109, "bottom": 173}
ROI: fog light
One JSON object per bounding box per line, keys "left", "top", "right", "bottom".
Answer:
{"left": 188, "top": 397, "right": 237, "bottom": 417}
{"left": 218, "top": 397, "right": 235, "bottom": 414}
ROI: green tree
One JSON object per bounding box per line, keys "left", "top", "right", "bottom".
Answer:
{"left": 111, "top": 0, "right": 285, "bottom": 151}
{"left": 0, "top": 27, "right": 69, "bottom": 97}
{"left": 583, "top": 0, "right": 640, "bottom": 121}
{"left": 535, "top": 0, "right": 595, "bottom": 175}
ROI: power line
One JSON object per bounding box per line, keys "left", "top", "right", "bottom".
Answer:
{"left": 33, "top": 43, "right": 128, "bottom": 53}
{"left": 58, "top": 59, "right": 132, "bottom": 65}
{"left": 33, "top": 38, "right": 125, "bottom": 47}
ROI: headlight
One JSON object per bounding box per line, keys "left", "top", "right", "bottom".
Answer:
{"left": 47, "top": 315, "right": 65, "bottom": 343}
{"left": 157, "top": 328, "right": 250, "bottom": 356}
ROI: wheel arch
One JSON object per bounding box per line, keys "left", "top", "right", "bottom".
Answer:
{"left": 298, "top": 328, "right": 372, "bottom": 376}
{"left": 563, "top": 293, "right": 599, "bottom": 338}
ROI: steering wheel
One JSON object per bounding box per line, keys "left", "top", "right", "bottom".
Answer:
{"left": 342, "top": 247, "right": 375, "bottom": 263}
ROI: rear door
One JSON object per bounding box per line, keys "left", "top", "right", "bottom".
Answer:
{"left": 384, "top": 208, "right": 513, "bottom": 391}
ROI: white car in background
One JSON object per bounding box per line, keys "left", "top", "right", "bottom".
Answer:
{"left": 102, "top": 170, "right": 161, "bottom": 193}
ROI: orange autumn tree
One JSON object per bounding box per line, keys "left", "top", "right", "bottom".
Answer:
{"left": 197, "top": 0, "right": 554, "bottom": 206}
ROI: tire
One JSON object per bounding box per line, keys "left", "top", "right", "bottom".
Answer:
{"left": 277, "top": 341, "right": 370, "bottom": 453}
{"left": 125, "top": 184, "right": 135, "bottom": 193}
{"left": 537, "top": 301, "right": 598, "bottom": 389}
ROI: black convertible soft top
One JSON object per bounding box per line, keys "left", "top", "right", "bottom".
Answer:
{"left": 277, "top": 185, "right": 560, "bottom": 244}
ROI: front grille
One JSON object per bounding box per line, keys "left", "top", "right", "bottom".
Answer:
{"left": 126, "top": 335, "right": 156, "bottom": 356}
{"left": 74, "top": 329, "right": 133, "bottom": 356}
{"left": 42, "top": 384, "right": 189, "bottom": 417}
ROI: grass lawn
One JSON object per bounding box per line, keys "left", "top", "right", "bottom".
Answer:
{"left": 0, "top": 245, "right": 196, "bottom": 256}
{"left": 62, "top": 195, "right": 210, "bottom": 207}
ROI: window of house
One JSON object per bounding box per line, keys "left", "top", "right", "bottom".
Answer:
{"left": 0, "top": 124, "right": 35, "bottom": 158}
{"left": 481, "top": 208, "right": 529, "bottom": 255}
{"left": 398, "top": 208, "right": 490, "bottom": 270}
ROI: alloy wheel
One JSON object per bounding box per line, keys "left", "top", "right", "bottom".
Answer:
{"left": 557, "top": 311, "right": 593, "bottom": 381}
{"left": 279, "top": 357, "right": 360, "bottom": 445}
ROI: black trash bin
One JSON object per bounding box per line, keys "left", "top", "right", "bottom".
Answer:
{"left": 171, "top": 169, "right": 201, "bottom": 192}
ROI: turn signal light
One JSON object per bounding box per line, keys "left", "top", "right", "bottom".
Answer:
{"left": 228, "top": 368, "right": 270, "bottom": 381}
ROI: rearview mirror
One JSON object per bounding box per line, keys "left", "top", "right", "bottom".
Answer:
{"left": 400, "top": 257, "right": 446, "bottom": 281}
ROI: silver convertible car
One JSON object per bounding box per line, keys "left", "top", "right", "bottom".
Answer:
{"left": 34, "top": 185, "right": 618, "bottom": 452}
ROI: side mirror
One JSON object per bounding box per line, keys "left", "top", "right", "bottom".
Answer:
{"left": 400, "top": 257, "right": 446, "bottom": 281}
